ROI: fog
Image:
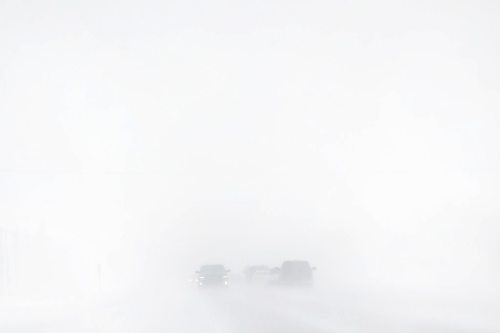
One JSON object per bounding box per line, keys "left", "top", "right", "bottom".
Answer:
{"left": 1, "top": 0, "right": 500, "bottom": 332}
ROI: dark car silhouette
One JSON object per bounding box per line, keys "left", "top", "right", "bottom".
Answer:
{"left": 243, "top": 265, "right": 271, "bottom": 284}
{"left": 272, "top": 260, "right": 315, "bottom": 286}
{"left": 195, "top": 264, "right": 230, "bottom": 288}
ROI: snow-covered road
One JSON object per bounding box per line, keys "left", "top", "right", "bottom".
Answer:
{"left": 3, "top": 283, "right": 500, "bottom": 333}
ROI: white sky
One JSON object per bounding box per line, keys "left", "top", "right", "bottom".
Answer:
{"left": 1, "top": 0, "right": 500, "bottom": 295}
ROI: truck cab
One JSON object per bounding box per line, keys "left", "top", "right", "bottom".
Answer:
{"left": 274, "top": 260, "right": 315, "bottom": 286}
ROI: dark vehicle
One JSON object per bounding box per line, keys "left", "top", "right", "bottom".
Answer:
{"left": 273, "top": 260, "right": 315, "bottom": 286}
{"left": 195, "top": 264, "right": 230, "bottom": 287}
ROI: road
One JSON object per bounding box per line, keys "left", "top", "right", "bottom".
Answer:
{"left": 1, "top": 283, "right": 500, "bottom": 332}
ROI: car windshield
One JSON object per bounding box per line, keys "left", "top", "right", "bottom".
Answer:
{"left": 281, "top": 261, "right": 311, "bottom": 275}
{"left": 200, "top": 265, "right": 226, "bottom": 274}
{"left": 254, "top": 267, "right": 269, "bottom": 272}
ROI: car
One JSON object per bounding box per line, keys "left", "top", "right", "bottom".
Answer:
{"left": 195, "top": 264, "right": 230, "bottom": 288}
{"left": 273, "top": 260, "right": 315, "bottom": 286}
{"left": 243, "top": 265, "right": 271, "bottom": 284}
